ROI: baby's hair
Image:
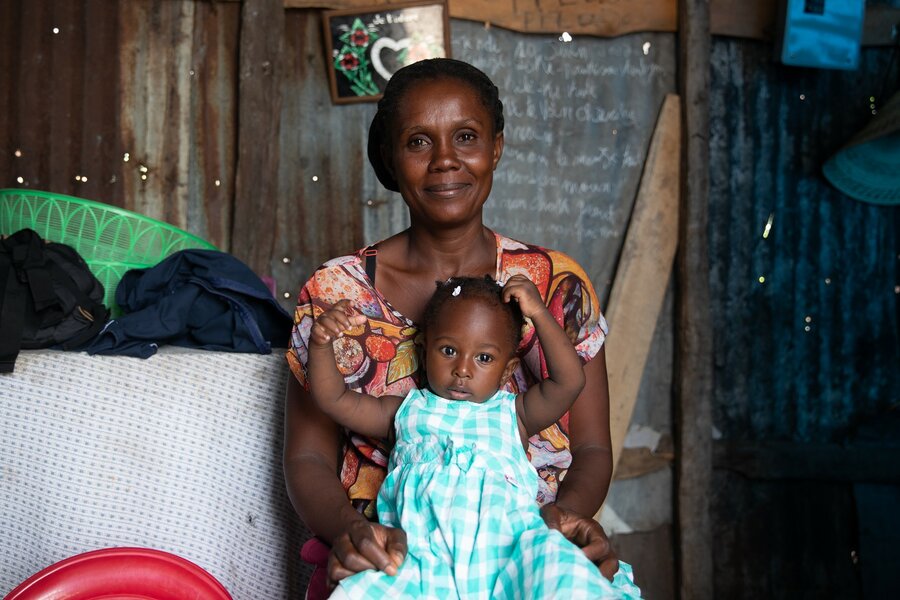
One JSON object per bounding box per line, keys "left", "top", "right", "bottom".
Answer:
{"left": 422, "top": 275, "right": 524, "bottom": 352}
{"left": 367, "top": 58, "right": 505, "bottom": 192}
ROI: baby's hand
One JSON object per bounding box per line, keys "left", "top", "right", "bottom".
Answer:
{"left": 502, "top": 275, "right": 547, "bottom": 319}
{"left": 310, "top": 299, "right": 367, "bottom": 347}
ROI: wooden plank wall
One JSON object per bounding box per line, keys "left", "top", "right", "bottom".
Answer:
{"left": 676, "top": 0, "right": 713, "bottom": 597}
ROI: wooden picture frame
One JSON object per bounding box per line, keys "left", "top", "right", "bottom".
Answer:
{"left": 322, "top": 1, "right": 451, "bottom": 104}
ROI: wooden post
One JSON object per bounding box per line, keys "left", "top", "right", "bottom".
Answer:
{"left": 676, "top": 0, "right": 713, "bottom": 598}
{"left": 605, "top": 94, "right": 681, "bottom": 484}
{"left": 232, "top": 0, "right": 285, "bottom": 275}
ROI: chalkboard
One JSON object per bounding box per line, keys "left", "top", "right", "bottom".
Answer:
{"left": 322, "top": 1, "right": 450, "bottom": 104}
{"left": 451, "top": 21, "right": 677, "bottom": 304}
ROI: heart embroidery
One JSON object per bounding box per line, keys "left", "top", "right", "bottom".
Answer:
{"left": 370, "top": 36, "right": 411, "bottom": 81}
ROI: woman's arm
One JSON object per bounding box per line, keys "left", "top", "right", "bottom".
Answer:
{"left": 284, "top": 375, "right": 369, "bottom": 543}
{"left": 554, "top": 347, "right": 613, "bottom": 517}
{"left": 283, "top": 376, "right": 406, "bottom": 575}
{"left": 541, "top": 347, "right": 619, "bottom": 580}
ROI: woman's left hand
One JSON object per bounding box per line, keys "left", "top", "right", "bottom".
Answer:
{"left": 326, "top": 519, "right": 407, "bottom": 588}
{"left": 540, "top": 503, "right": 619, "bottom": 581}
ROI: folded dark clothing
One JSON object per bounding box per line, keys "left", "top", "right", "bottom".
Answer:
{"left": 86, "top": 249, "right": 292, "bottom": 357}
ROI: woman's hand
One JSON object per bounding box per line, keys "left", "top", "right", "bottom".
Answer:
{"left": 502, "top": 274, "right": 547, "bottom": 320}
{"left": 327, "top": 519, "right": 408, "bottom": 588}
{"left": 310, "top": 299, "right": 367, "bottom": 348}
{"left": 540, "top": 503, "right": 619, "bottom": 581}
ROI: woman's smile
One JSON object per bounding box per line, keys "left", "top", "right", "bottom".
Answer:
{"left": 425, "top": 181, "right": 470, "bottom": 196}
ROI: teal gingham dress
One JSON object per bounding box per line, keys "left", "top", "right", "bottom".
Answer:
{"left": 332, "top": 388, "right": 642, "bottom": 599}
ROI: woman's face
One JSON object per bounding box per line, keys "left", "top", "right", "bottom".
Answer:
{"left": 386, "top": 77, "right": 504, "bottom": 229}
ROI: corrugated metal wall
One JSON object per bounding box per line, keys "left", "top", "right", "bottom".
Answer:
{"left": 709, "top": 40, "right": 899, "bottom": 442}
{"left": 0, "top": 0, "right": 239, "bottom": 246}
{"left": 271, "top": 8, "right": 372, "bottom": 304}
{"left": 1, "top": 1, "right": 125, "bottom": 204}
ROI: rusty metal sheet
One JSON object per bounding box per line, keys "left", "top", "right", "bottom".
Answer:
{"left": 231, "top": 0, "right": 286, "bottom": 276}
{"left": 271, "top": 8, "right": 370, "bottom": 305}
{"left": 1, "top": 1, "right": 238, "bottom": 250}
{"left": 118, "top": 0, "right": 239, "bottom": 248}
{"left": 1, "top": 1, "right": 239, "bottom": 249}
{"left": 0, "top": 1, "right": 121, "bottom": 202}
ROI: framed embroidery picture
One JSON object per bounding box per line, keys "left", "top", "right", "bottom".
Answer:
{"left": 322, "top": 1, "right": 450, "bottom": 104}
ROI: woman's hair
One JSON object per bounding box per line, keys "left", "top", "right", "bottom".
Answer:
{"left": 367, "top": 58, "right": 505, "bottom": 192}
{"left": 422, "top": 275, "right": 524, "bottom": 352}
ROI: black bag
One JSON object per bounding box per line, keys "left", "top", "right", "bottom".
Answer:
{"left": 0, "top": 228, "right": 109, "bottom": 373}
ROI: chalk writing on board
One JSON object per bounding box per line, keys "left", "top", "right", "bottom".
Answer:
{"left": 453, "top": 33, "right": 669, "bottom": 230}
{"left": 449, "top": 21, "right": 676, "bottom": 298}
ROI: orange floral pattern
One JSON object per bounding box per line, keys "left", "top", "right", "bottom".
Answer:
{"left": 287, "top": 232, "right": 607, "bottom": 514}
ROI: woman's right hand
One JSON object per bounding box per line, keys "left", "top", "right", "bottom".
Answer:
{"left": 540, "top": 503, "right": 619, "bottom": 581}
{"left": 327, "top": 519, "right": 408, "bottom": 587}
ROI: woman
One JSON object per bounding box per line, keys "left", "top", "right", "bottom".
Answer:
{"left": 284, "top": 58, "right": 619, "bottom": 599}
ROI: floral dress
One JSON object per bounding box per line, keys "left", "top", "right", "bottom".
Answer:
{"left": 287, "top": 231, "right": 608, "bottom": 517}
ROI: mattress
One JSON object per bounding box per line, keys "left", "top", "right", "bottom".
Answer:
{"left": 0, "top": 348, "right": 312, "bottom": 598}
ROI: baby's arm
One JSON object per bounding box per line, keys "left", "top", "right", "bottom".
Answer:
{"left": 503, "top": 275, "right": 586, "bottom": 437}
{"left": 308, "top": 299, "right": 402, "bottom": 439}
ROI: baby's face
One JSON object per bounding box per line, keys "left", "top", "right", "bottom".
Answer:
{"left": 424, "top": 297, "right": 518, "bottom": 403}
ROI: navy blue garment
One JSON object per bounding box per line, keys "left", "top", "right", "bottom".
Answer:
{"left": 86, "top": 249, "right": 292, "bottom": 358}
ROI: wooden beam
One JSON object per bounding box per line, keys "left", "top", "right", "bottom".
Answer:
{"left": 715, "top": 441, "right": 900, "bottom": 483}
{"left": 710, "top": 0, "right": 778, "bottom": 40}
{"left": 615, "top": 446, "right": 675, "bottom": 480}
{"left": 281, "top": 0, "right": 899, "bottom": 45}
{"left": 285, "top": 0, "right": 676, "bottom": 37}
{"left": 604, "top": 93, "right": 680, "bottom": 486}
{"left": 232, "top": 0, "right": 285, "bottom": 276}
{"left": 861, "top": 5, "right": 900, "bottom": 47}
{"left": 676, "top": 0, "right": 713, "bottom": 597}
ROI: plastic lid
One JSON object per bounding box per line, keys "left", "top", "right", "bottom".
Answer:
{"left": 5, "top": 547, "right": 232, "bottom": 600}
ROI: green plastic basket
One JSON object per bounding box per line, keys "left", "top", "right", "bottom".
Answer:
{"left": 0, "top": 188, "right": 217, "bottom": 314}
